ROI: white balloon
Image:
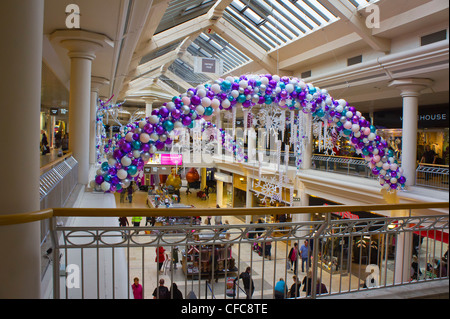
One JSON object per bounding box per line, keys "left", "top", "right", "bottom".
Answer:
{"left": 368, "top": 133, "right": 376, "bottom": 141}
{"left": 139, "top": 120, "right": 146, "bottom": 128}
{"left": 222, "top": 99, "right": 231, "bottom": 109}
{"left": 149, "top": 145, "right": 157, "bottom": 154}
{"left": 239, "top": 80, "right": 248, "bottom": 89}
{"left": 211, "top": 98, "right": 220, "bottom": 109}
{"left": 132, "top": 150, "right": 141, "bottom": 159}
{"left": 211, "top": 84, "right": 221, "bottom": 94}
{"left": 125, "top": 132, "right": 133, "bottom": 142}
{"left": 140, "top": 133, "right": 150, "bottom": 143}
{"left": 108, "top": 158, "right": 117, "bottom": 166}
{"left": 196, "top": 105, "right": 205, "bottom": 115}
{"left": 121, "top": 156, "right": 131, "bottom": 167}
{"left": 231, "top": 90, "right": 239, "bottom": 98}
{"left": 101, "top": 181, "right": 111, "bottom": 192}
{"left": 149, "top": 115, "right": 159, "bottom": 124}
{"left": 261, "top": 77, "right": 269, "bottom": 85}
{"left": 166, "top": 102, "right": 176, "bottom": 111}
{"left": 201, "top": 97, "right": 211, "bottom": 108}
{"left": 390, "top": 163, "right": 398, "bottom": 171}
{"left": 197, "top": 88, "right": 206, "bottom": 98}
{"left": 272, "top": 75, "right": 280, "bottom": 82}
{"left": 150, "top": 133, "right": 159, "bottom": 141}
{"left": 285, "top": 84, "right": 294, "bottom": 93}
{"left": 117, "top": 169, "right": 128, "bottom": 180}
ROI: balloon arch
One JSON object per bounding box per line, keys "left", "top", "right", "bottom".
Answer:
{"left": 91, "top": 74, "right": 406, "bottom": 194}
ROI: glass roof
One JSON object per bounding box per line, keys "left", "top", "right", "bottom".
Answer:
{"left": 132, "top": 0, "right": 380, "bottom": 95}
{"left": 223, "top": 0, "right": 339, "bottom": 51}
{"left": 188, "top": 32, "right": 251, "bottom": 74}
{"left": 155, "top": 0, "right": 217, "bottom": 35}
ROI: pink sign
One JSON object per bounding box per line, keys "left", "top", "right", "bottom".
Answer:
{"left": 160, "top": 154, "right": 183, "bottom": 165}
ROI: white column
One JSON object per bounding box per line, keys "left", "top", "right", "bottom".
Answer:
{"left": 303, "top": 124, "right": 314, "bottom": 170}
{"left": 0, "top": 0, "right": 44, "bottom": 298}
{"left": 142, "top": 96, "right": 159, "bottom": 117}
{"left": 245, "top": 177, "right": 253, "bottom": 223}
{"left": 90, "top": 77, "right": 109, "bottom": 165}
{"left": 389, "top": 79, "right": 433, "bottom": 186}
{"left": 247, "top": 127, "right": 256, "bottom": 163}
{"left": 50, "top": 30, "right": 113, "bottom": 185}
{"left": 216, "top": 180, "right": 224, "bottom": 207}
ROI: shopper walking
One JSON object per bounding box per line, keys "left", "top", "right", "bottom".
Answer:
{"left": 288, "top": 242, "right": 300, "bottom": 274}
{"left": 235, "top": 266, "right": 255, "bottom": 299}
{"left": 300, "top": 240, "right": 310, "bottom": 273}
{"left": 263, "top": 235, "right": 272, "bottom": 260}
{"left": 127, "top": 184, "right": 134, "bottom": 203}
{"left": 302, "top": 269, "right": 313, "bottom": 296}
{"left": 41, "top": 130, "right": 49, "bottom": 155}
{"left": 215, "top": 205, "right": 222, "bottom": 225}
{"left": 118, "top": 216, "right": 129, "bottom": 239}
{"left": 274, "top": 278, "right": 288, "bottom": 299}
{"left": 156, "top": 246, "right": 166, "bottom": 274}
{"left": 169, "top": 282, "right": 183, "bottom": 299}
{"left": 289, "top": 275, "right": 302, "bottom": 298}
{"left": 131, "top": 277, "right": 143, "bottom": 299}
{"left": 61, "top": 133, "right": 69, "bottom": 153}
{"left": 152, "top": 278, "right": 170, "bottom": 299}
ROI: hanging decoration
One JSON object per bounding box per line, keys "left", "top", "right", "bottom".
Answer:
{"left": 90, "top": 74, "right": 406, "bottom": 193}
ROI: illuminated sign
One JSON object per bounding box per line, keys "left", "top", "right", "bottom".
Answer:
{"left": 160, "top": 154, "right": 183, "bottom": 165}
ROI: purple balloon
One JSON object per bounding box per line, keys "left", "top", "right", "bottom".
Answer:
{"left": 156, "top": 125, "right": 165, "bottom": 135}
{"left": 95, "top": 175, "right": 104, "bottom": 184}
{"left": 155, "top": 140, "right": 164, "bottom": 150}
{"left": 158, "top": 107, "right": 169, "bottom": 118}
{"left": 141, "top": 143, "right": 150, "bottom": 152}
{"left": 190, "top": 95, "right": 201, "bottom": 106}
{"left": 398, "top": 176, "right": 406, "bottom": 184}
{"left": 182, "top": 116, "right": 192, "bottom": 126}
{"left": 132, "top": 133, "right": 140, "bottom": 141}
{"left": 113, "top": 149, "right": 123, "bottom": 159}
{"left": 171, "top": 109, "right": 182, "bottom": 119}
{"left": 121, "top": 142, "right": 132, "bottom": 153}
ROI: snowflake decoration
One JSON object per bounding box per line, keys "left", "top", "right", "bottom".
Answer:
{"left": 253, "top": 176, "right": 281, "bottom": 205}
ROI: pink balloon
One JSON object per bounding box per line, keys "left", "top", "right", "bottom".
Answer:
{"left": 182, "top": 96, "right": 191, "bottom": 106}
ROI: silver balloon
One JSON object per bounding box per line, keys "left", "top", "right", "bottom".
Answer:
{"left": 141, "top": 152, "right": 151, "bottom": 162}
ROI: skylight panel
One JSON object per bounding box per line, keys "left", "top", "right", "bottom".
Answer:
{"left": 225, "top": 8, "right": 277, "bottom": 48}
{"left": 265, "top": 0, "right": 308, "bottom": 33}
{"left": 209, "top": 39, "right": 224, "bottom": 51}
{"left": 262, "top": 22, "right": 291, "bottom": 42}
{"left": 244, "top": 7, "right": 265, "bottom": 25}
{"left": 283, "top": 0, "right": 321, "bottom": 27}
{"left": 231, "top": 0, "right": 246, "bottom": 11}
{"left": 272, "top": 0, "right": 314, "bottom": 29}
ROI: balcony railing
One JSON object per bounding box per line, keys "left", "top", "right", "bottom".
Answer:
{"left": 2, "top": 203, "right": 443, "bottom": 299}
{"left": 416, "top": 163, "right": 449, "bottom": 191}
{"left": 311, "top": 154, "right": 376, "bottom": 180}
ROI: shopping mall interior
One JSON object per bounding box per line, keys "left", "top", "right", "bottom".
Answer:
{"left": 0, "top": 0, "right": 449, "bottom": 301}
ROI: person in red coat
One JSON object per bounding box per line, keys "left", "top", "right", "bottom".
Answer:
{"left": 156, "top": 246, "right": 166, "bottom": 274}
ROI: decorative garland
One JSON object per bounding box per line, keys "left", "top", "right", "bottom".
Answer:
{"left": 91, "top": 74, "right": 406, "bottom": 193}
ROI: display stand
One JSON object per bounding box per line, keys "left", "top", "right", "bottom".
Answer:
{"left": 181, "top": 237, "right": 237, "bottom": 279}
{"left": 146, "top": 194, "right": 195, "bottom": 227}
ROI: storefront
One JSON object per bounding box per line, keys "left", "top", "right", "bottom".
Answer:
{"left": 372, "top": 104, "right": 449, "bottom": 164}
{"left": 308, "top": 196, "right": 386, "bottom": 275}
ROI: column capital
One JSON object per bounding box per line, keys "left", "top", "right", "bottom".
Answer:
{"left": 50, "top": 29, "right": 113, "bottom": 60}
{"left": 91, "top": 76, "right": 110, "bottom": 92}
{"left": 388, "top": 78, "right": 433, "bottom": 97}
{"left": 141, "top": 96, "right": 159, "bottom": 104}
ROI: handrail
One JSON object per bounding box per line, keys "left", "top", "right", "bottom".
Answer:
{"left": 1, "top": 202, "right": 448, "bottom": 226}
{"left": 40, "top": 152, "right": 73, "bottom": 175}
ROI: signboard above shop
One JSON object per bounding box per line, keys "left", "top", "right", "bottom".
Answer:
{"left": 371, "top": 104, "right": 449, "bottom": 129}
